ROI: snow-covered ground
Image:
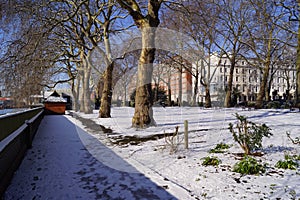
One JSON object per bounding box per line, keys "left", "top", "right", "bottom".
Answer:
{"left": 72, "top": 107, "right": 300, "bottom": 199}
{"left": 4, "top": 107, "right": 300, "bottom": 199}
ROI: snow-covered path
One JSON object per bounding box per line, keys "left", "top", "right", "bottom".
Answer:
{"left": 4, "top": 115, "right": 177, "bottom": 200}
{"left": 4, "top": 108, "right": 300, "bottom": 199}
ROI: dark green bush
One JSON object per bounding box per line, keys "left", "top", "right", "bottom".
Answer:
{"left": 209, "top": 143, "right": 231, "bottom": 153}
{"left": 233, "top": 156, "right": 266, "bottom": 175}
{"left": 198, "top": 102, "right": 204, "bottom": 107}
{"left": 201, "top": 156, "right": 221, "bottom": 166}
{"left": 266, "top": 101, "right": 281, "bottom": 109}
{"left": 229, "top": 113, "right": 272, "bottom": 155}
{"left": 275, "top": 154, "right": 299, "bottom": 170}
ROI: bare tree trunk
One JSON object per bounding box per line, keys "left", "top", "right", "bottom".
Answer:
{"left": 192, "top": 70, "right": 199, "bottom": 106}
{"left": 80, "top": 93, "right": 84, "bottom": 112}
{"left": 205, "top": 86, "right": 212, "bottom": 108}
{"left": 178, "top": 69, "right": 182, "bottom": 106}
{"left": 224, "top": 61, "right": 235, "bottom": 107}
{"left": 72, "top": 73, "right": 80, "bottom": 111}
{"left": 99, "top": 26, "right": 114, "bottom": 118}
{"left": 168, "top": 87, "right": 172, "bottom": 105}
{"left": 99, "top": 63, "right": 114, "bottom": 117}
{"left": 265, "top": 84, "right": 270, "bottom": 102}
{"left": 287, "top": 79, "right": 291, "bottom": 101}
{"left": 80, "top": 72, "right": 85, "bottom": 112}
{"left": 206, "top": 58, "right": 211, "bottom": 108}
{"left": 154, "top": 82, "right": 158, "bottom": 102}
{"left": 132, "top": 27, "right": 157, "bottom": 127}
{"left": 117, "top": 0, "right": 161, "bottom": 128}
{"left": 296, "top": 21, "right": 300, "bottom": 107}
{"left": 83, "top": 63, "right": 92, "bottom": 114}
{"left": 123, "top": 82, "right": 127, "bottom": 106}
{"left": 266, "top": 77, "right": 272, "bottom": 102}
{"left": 256, "top": 63, "right": 270, "bottom": 108}
{"left": 256, "top": 33, "right": 273, "bottom": 109}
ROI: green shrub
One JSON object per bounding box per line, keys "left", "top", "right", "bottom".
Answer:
{"left": 247, "top": 102, "right": 256, "bottom": 108}
{"left": 209, "top": 143, "right": 231, "bottom": 153}
{"left": 201, "top": 156, "right": 221, "bottom": 166}
{"left": 275, "top": 154, "right": 299, "bottom": 170}
{"left": 266, "top": 101, "right": 281, "bottom": 109}
{"left": 229, "top": 113, "right": 272, "bottom": 155}
{"left": 233, "top": 156, "right": 266, "bottom": 175}
{"left": 198, "top": 102, "right": 204, "bottom": 107}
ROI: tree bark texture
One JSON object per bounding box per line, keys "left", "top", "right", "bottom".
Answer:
{"left": 117, "top": 0, "right": 161, "bottom": 128}
{"left": 72, "top": 73, "right": 81, "bottom": 111}
{"left": 205, "top": 86, "right": 212, "bottom": 108}
{"left": 256, "top": 63, "right": 270, "bottom": 108}
{"left": 192, "top": 72, "right": 199, "bottom": 106}
{"left": 224, "top": 60, "right": 235, "bottom": 107}
{"left": 178, "top": 69, "right": 183, "bottom": 106}
{"left": 132, "top": 27, "right": 156, "bottom": 127}
{"left": 99, "top": 25, "right": 114, "bottom": 118}
{"left": 99, "top": 63, "right": 114, "bottom": 118}
{"left": 256, "top": 31, "right": 273, "bottom": 109}
{"left": 83, "top": 63, "right": 93, "bottom": 114}
{"left": 296, "top": 19, "right": 300, "bottom": 107}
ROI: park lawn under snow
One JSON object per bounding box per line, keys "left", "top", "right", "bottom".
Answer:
{"left": 73, "top": 107, "right": 300, "bottom": 200}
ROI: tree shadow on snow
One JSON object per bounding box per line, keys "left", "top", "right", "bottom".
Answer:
{"left": 262, "top": 145, "right": 295, "bottom": 154}
{"left": 71, "top": 117, "right": 177, "bottom": 200}
{"left": 5, "top": 115, "right": 177, "bottom": 200}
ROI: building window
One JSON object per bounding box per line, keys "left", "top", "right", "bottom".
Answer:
{"left": 236, "top": 76, "right": 239, "bottom": 82}
{"left": 225, "top": 68, "right": 227, "bottom": 73}
{"left": 243, "top": 77, "right": 245, "bottom": 83}
{"left": 225, "top": 76, "right": 228, "bottom": 81}
{"left": 236, "top": 68, "right": 239, "bottom": 74}
{"left": 220, "top": 67, "right": 222, "bottom": 73}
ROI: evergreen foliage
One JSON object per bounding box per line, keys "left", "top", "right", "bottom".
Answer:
{"left": 201, "top": 156, "right": 221, "bottom": 166}
{"left": 228, "top": 113, "right": 272, "bottom": 155}
{"left": 233, "top": 156, "right": 266, "bottom": 175}
{"left": 275, "top": 154, "right": 299, "bottom": 170}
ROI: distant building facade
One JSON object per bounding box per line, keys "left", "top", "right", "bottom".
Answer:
{"left": 112, "top": 62, "right": 193, "bottom": 106}
{"left": 111, "top": 54, "right": 296, "bottom": 106}
{"left": 195, "top": 54, "right": 296, "bottom": 104}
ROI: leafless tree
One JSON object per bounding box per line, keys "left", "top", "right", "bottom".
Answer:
{"left": 273, "top": 0, "right": 299, "bottom": 106}
{"left": 0, "top": 1, "right": 61, "bottom": 106}
{"left": 214, "top": 0, "right": 252, "bottom": 107}
{"left": 244, "top": 0, "right": 293, "bottom": 108}
{"left": 117, "top": 0, "right": 163, "bottom": 128}
{"left": 175, "top": 1, "right": 220, "bottom": 107}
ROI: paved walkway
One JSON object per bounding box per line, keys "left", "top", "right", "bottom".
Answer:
{"left": 4, "top": 115, "right": 176, "bottom": 200}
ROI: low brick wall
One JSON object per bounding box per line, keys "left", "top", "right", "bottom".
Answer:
{"left": 0, "top": 108, "right": 44, "bottom": 195}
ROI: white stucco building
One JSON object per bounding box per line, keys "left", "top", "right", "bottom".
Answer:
{"left": 194, "top": 54, "right": 296, "bottom": 104}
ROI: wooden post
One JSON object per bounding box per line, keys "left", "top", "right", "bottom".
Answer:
{"left": 184, "top": 120, "right": 188, "bottom": 149}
